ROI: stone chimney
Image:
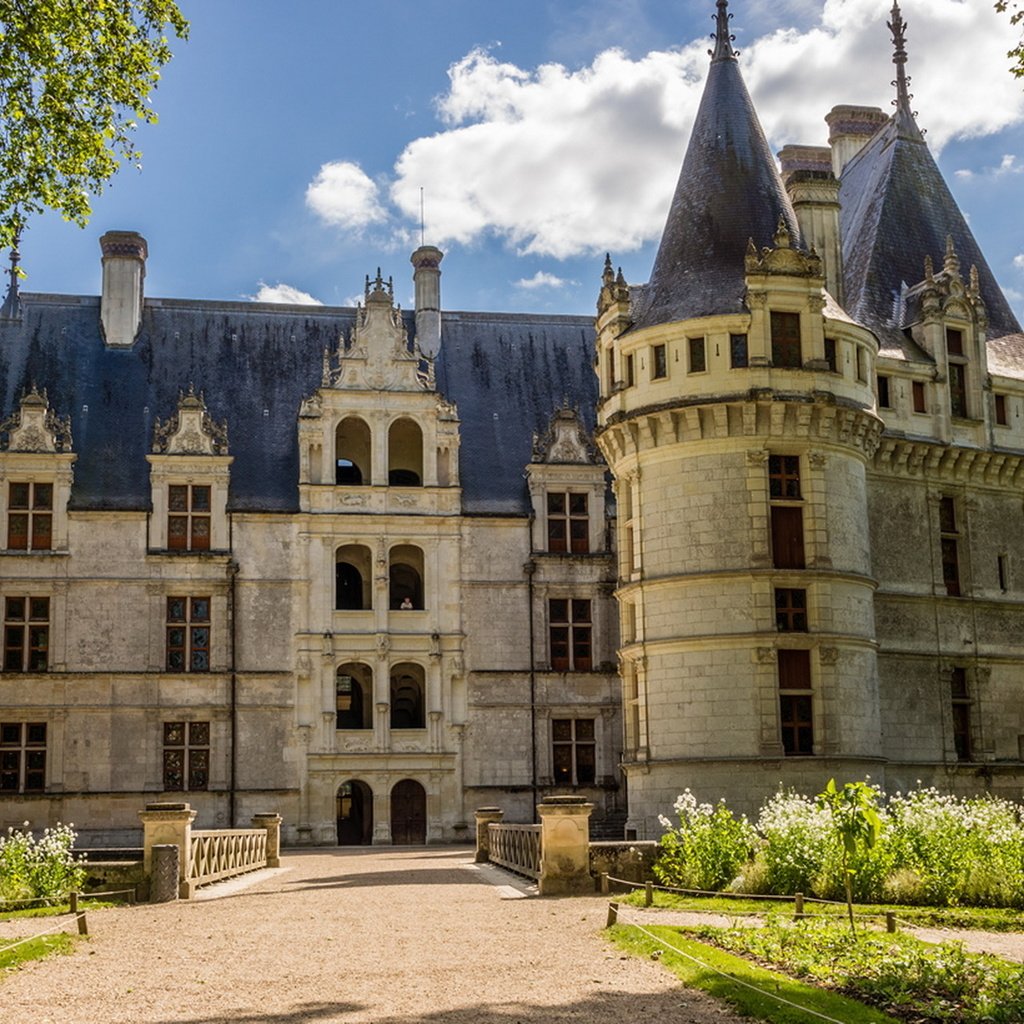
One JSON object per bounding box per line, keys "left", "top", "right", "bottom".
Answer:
{"left": 99, "top": 230, "right": 147, "bottom": 348}
{"left": 778, "top": 145, "right": 844, "bottom": 304}
{"left": 410, "top": 245, "right": 443, "bottom": 358}
{"left": 825, "top": 105, "right": 888, "bottom": 177}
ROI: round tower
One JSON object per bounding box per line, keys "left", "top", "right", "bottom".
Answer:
{"left": 595, "top": 1, "right": 884, "bottom": 836}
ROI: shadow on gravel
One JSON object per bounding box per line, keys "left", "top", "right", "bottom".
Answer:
{"left": 283, "top": 868, "right": 491, "bottom": 890}
{"left": 151, "top": 989, "right": 725, "bottom": 1024}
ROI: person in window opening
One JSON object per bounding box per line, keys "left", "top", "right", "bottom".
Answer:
{"left": 400, "top": 597, "right": 413, "bottom": 610}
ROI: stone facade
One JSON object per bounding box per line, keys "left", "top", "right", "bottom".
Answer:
{"left": 1, "top": 1, "right": 1022, "bottom": 845}
{"left": 595, "top": 1, "right": 1024, "bottom": 836}
{"left": 0, "top": 263, "right": 622, "bottom": 846}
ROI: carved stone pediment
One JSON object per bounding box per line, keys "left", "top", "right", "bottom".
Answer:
{"left": 152, "top": 387, "right": 229, "bottom": 455}
{"left": 0, "top": 387, "right": 73, "bottom": 453}
{"left": 532, "top": 405, "right": 598, "bottom": 464}
{"left": 327, "top": 269, "right": 435, "bottom": 393}
{"left": 745, "top": 220, "right": 823, "bottom": 279}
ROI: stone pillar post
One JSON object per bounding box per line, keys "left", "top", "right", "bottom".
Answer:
{"left": 537, "top": 795, "right": 593, "bottom": 895}
{"left": 138, "top": 801, "right": 197, "bottom": 900}
{"left": 474, "top": 806, "right": 504, "bottom": 863}
{"left": 252, "top": 813, "right": 283, "bottom": 868}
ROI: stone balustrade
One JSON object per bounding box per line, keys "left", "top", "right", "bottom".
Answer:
{"left": 475, "top": 797, "right": 594, "bottom": 896}
{"left": 138, "top": 803, "right": 281, "bottom": 899}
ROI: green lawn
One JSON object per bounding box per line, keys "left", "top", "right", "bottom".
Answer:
{"left": 0, "top": 933, "right": 76, "bottom": 973}
{"left": 609, "top": 923, "right": 902, "bottom": 1024}
{"left": 617, "top": 886, "right": 1024, "bottom": 932}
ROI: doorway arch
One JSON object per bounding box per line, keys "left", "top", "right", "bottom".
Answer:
{"left": 336, "top": 779, "right": 373, "bottom": 845}
{"left": 390, "top": 779, "right": 426, "bottom": 845}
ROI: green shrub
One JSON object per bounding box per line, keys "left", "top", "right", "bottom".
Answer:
{"left": 0, "top": 823, "right": 87, "bottom": 907}
{"left": 886, "top": 789, "right": 1024, "bottom": 908}
{"left": 653, "top": 790, "right": 756, "bottom": 892}
{"left": 656, "top": 784, "right": 1024, "bottom": 908}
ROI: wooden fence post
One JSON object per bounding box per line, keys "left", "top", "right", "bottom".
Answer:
{"left": 794, "top": 892, "right": 805, "bottom": 919}
{"left": 886, "top": 911, "right": 896, "bottom": 933}
{"left": 645, "top": 881, "right": 653, "bottom": 907}
{"left": 606, "top": 901, "right": 619, "bottom": 927}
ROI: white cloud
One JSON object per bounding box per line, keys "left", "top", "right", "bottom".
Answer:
{"left": 306, "top": 161, "right": 387, "bottom": 230}
{"left": 307, "top": 0, "right": 1024, "bottom": 261}
{"left": 514, "top": 271, "right": 577, "bottom": 290}
{"left": 250, "top": 282, "right": 323, "bottom": 305}
{"left": 1014, "top": 254, "right": 1024, "bottom": 271}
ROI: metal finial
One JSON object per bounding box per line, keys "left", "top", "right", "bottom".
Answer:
{"left": 0, "top": 230, "right": 22, "bottom": 321}
{"left": 888, "top": 2, "right": 912, "bottom": 113}
{"left": 709, "top": 0, "right": 738, "bottom": 63}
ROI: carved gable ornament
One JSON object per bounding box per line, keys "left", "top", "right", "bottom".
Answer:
{"left": 152, "top": 387, "right": 229, "bottom": 455}
{"left": 322, "top": 270, "right": 435, "bottom": 393}
{"left": 745, "top": 219, "right": 823, "bottom": 279}
{"left": 0, "top": 387, "right": 73, "bottom": 453}
{"left": 532, "top": 405, "right": 597, "bottom": 464}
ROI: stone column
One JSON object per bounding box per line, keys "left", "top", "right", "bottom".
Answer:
{"left": 138, "top": 802, "right": 196, "bottom": 900}
{"left": 474, "top": 806, "right": 504, "bottom": 863}
{"left": 252, "top": 813, "right": 283, "bottom": 868}
{"left": 537, "top": 795, "right": 593, "bottom": 895}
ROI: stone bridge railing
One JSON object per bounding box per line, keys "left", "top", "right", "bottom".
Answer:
{"left": 190, "top": 828, "right": 268, "bottom": 889}
{"left": 487, "top": 822, "right": 541, "bottom": 879}
{"left": 139, "top": 803, "right": 282, "bottom": 900}
{"left": 475, "top": 797, "right": 592, "bottom": 895}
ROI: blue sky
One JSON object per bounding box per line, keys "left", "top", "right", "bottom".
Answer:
{"left": 17, "top": 0, "right": 1024, "bottom": 323}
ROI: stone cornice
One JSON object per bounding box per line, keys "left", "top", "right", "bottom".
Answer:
{"left": 872, "top": 435, "right": 1024, "bottom": 486}
{"left": 597, "top": 391, "right": 882, "bottom": 461}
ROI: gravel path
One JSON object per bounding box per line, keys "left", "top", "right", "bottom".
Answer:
{"left": 1, "top": 847, "right": 748, "bottom": 1024}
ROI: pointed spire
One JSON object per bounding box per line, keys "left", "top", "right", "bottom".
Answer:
{"left": 635, "top": 1, "right": 800, "bottom": 328}
{"left": 710, "top": 0, "right": 737, "bottom": 63}
{"left": 887, "top": 2, "right": 921, "bottom": 137}
{"left": 0, "top": 231, "right": 22, "bottom": 321}
{"left": 602, "top": 253, "right": 615, "bottom": 289}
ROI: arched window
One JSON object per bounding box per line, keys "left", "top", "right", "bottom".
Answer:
{"left": 390, "top": 663, "right": 425, "bottom": 729}
{"left": 336, "top": 417, "right": 371, "bottom": 486}
{"left": 336, "top": 544, "right": 372, "bottom": 610}
{"left": 389, "top": 544, "right": 424, "bottom": 609}
{"left": 388, "top": 418, "right": 423, "bottom": 486}
{"left": 336, "top": 663, "right": 372, "bottom": 729}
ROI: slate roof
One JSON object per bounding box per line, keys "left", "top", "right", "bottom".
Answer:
{"left": 839, "top": 111, "right": 1021, "bottom": 355}
{"left": 0, "top": 295, "right": 596, "bottom": 515}
{"left": 633, "top": 46, "right": 801, "bottom": 329}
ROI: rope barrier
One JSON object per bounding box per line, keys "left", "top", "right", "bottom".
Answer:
{"left": 1, "top": 888, "right": 133, "bottom": 912}
{"left": 603, "top": 875, "right": 897, "bottom": 923}
{"left": 606, "top": 875, "right": 847, "bottom": 905}
{"left": 0, "top": 917, "right": 77, "bottom": 952}
{"left": 614, "top": 904, "right": 861, "bottom": 1024}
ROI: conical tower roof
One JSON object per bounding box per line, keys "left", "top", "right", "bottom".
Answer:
{"left": 634, "top": 0, "right": 801, "bottom": 330}
{"left": 839, "top": 2, "right": 1020, "bottom": 344}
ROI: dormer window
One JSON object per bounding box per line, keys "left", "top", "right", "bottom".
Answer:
{"left": 770, "top": 312, "right": 801, "bottom": 368}
{"left": 168, "top": 484, "right": 211, "bottom": 552}
{"left": 946, "top": 327, "right": 969, "bottom": 418}
{"left": 547, "top": 493, "right": 589, "bottom": 554}
{"left": 0, "top": 388, "right": 74, "bottom": 554}
{"left": 7, "top": 482, "right": 52, "bottom": 550}
{"left": 148, "top": 389, "right": 231, "bottom": 554}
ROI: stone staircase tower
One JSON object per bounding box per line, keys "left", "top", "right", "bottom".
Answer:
{"left": 595, "top": 0, "right": 885, "bottom": 837}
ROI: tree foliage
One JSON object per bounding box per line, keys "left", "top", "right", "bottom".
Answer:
{"left": 996, "top": 1, "right": 1024, "bottom": 78}
{"left": 0, "top": 0, "right": 188, "bottom": 249}
{"left": 817, "top": 779, "right": 882, "bottom": 935}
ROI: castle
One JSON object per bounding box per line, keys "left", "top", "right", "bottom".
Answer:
{"left": 2, "top": 2, "right": 1022, "bottom": 844}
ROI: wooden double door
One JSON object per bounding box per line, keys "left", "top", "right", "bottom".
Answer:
{"left": 390, "top": 779, "right": 426, "bottom": 845}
